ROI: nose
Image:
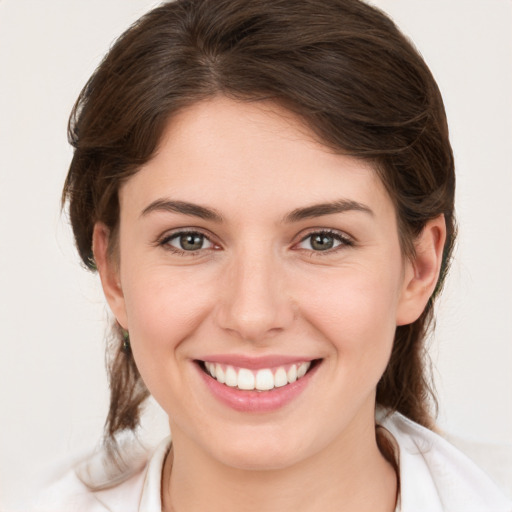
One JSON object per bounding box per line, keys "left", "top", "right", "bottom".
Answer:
{"left": 214, "top": 248, "right": 295, "bottom": 343}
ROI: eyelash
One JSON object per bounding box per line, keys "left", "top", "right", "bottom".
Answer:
{"left": 157, "top": 228, "right": 354, "bottom": 256}
{"left": 158, "top": 229, "right": 217, "bottom": 256}
{"left": 295, "top": 229, "right": 354, "bottom": 255}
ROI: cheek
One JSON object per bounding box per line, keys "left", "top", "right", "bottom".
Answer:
{"left": 124, "top": 268, "right": 216, "bottom": 342}
{"left": 119, "top": 262, "right": 218, "bottom": 392}
{"left": 298, "top": 266, "right": 402, "bottom": 358}
{"left": 119, "top": 270, "right": 217, "bottom": 418}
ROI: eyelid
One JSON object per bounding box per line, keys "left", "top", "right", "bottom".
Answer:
{"left": 168, "top": 232, "right": 214, "bottom": 250}
{"left": 156, "top": 227, "right": 221, "bottom": 253}
{"left": 293, "top": 228, "right": 354, "bottom": 252}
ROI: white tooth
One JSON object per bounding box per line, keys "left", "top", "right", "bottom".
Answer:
{"left": 208, "top": 362, "right": 216, "bottom": 377}
{"left": 287, "top": 364, "right": 297, "bottom": 383}
{"left": 215, "top": 363, "right": 225, "bottom": 384}
{"left": 274, "top": 367, "right": 288, "bottom": 387}
{"left": 225, "top": 366, "right": 237, "bottom": 387}
{"left": 297, "top": 362, "right": 311, "bottom": 378}
{"left": 255, "top": 369, "right": 274, "bottom": 391}
{"left": 237, "top": 368, "right": 255, "bottom": 390}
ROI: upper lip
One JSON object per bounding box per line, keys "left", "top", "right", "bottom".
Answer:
{"left": 195, "top": 354, "right": 317, "bottom": 370}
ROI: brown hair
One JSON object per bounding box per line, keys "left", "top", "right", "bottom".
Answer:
{"left": 63, "top": 0, "right": 455, "bottom": 445}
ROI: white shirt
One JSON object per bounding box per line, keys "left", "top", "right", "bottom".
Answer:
{"left": 378, "top": 411, "right": 511, "bottom": 512}
{"left": 31, "top": 411, "right": 512, "bottom": 512}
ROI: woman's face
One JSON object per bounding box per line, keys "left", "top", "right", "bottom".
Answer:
{"left": 98, "top": 97, "right": 423, "bottom": 470}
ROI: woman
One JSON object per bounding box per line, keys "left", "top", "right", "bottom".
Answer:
{"left": 35, "top": 0, "right": 511, "bottom": 510}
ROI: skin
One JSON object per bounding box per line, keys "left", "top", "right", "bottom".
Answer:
{"left": 94, "top": 97, "right": 445, "bottom": 512}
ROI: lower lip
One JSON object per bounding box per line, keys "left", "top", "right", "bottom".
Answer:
{"left": 196, "top": 362, "right": 319, "bottom": 413}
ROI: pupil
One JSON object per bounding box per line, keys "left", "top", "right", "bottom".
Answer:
{"left": 180, "top": 233, "right": 203, "bottom": 250}
{"left": 312, "top": 234, "right": 334, "bottom": 251}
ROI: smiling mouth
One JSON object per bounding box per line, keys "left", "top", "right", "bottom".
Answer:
{"left": 198, "top": 360, "right": 320, "bottom": 391}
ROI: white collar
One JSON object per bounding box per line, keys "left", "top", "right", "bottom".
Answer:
{"left": 378, "top": 410, "right": 511, "bottom": 512}
{"left": 138, "top": 437, "right": 171, "bottom": 512}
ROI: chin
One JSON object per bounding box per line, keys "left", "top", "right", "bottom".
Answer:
{"left": 205, "top": 428, "right": 311, "bottom": 471}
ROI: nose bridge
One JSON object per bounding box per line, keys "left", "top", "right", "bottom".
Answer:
{"left": 216, "top": 240, "right": 293, "bottom": 342}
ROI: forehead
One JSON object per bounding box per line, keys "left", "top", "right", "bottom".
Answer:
{"left": 119, "top": 97, "right": 394, "bottom": 222}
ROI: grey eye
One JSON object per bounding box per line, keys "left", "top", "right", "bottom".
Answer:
{"left": 298, "top": 232, "right": 345, "bottom": 251}
{"left": 310, "top": 233, "right": 335, "bottom": 251}
{"left": 168, "top": 232, "right": 213, "bottom": 251}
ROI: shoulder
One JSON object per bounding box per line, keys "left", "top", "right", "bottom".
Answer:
{"left": 378, "top": 410, "right": 512, "bottom": 512}
{"left": 30, "top": 437, "right": 170, "bottom": 512}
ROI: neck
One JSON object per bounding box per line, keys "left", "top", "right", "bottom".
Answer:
{"left": 162, "top": 411, "right": 397, "bottom": 512}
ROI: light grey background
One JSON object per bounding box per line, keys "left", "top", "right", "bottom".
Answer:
{"left": 1, "top": 0, "right": 511, "bottom": 507}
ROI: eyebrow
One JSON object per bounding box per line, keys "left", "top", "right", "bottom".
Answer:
{"left": 140, "top": 198, "right": 373, "bottom": 224}
{"left": 140, "top": 199, "right": 224, "bottom": 222}
{"left": 283, "top": 199, "right": 374, "bottom": 223}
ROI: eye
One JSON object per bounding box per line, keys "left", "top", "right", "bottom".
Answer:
{"left": 296, "top": 230, "right": 352, "bottom": 252}
{"left": 163, "top": 231, "right": 215, "bottom": 252}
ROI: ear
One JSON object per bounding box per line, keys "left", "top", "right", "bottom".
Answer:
{"left": 396, "top": 215, "right": 447, "bottom": 326}
{"left": 92, "top": 223, "right": 128, "bottom": 329}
